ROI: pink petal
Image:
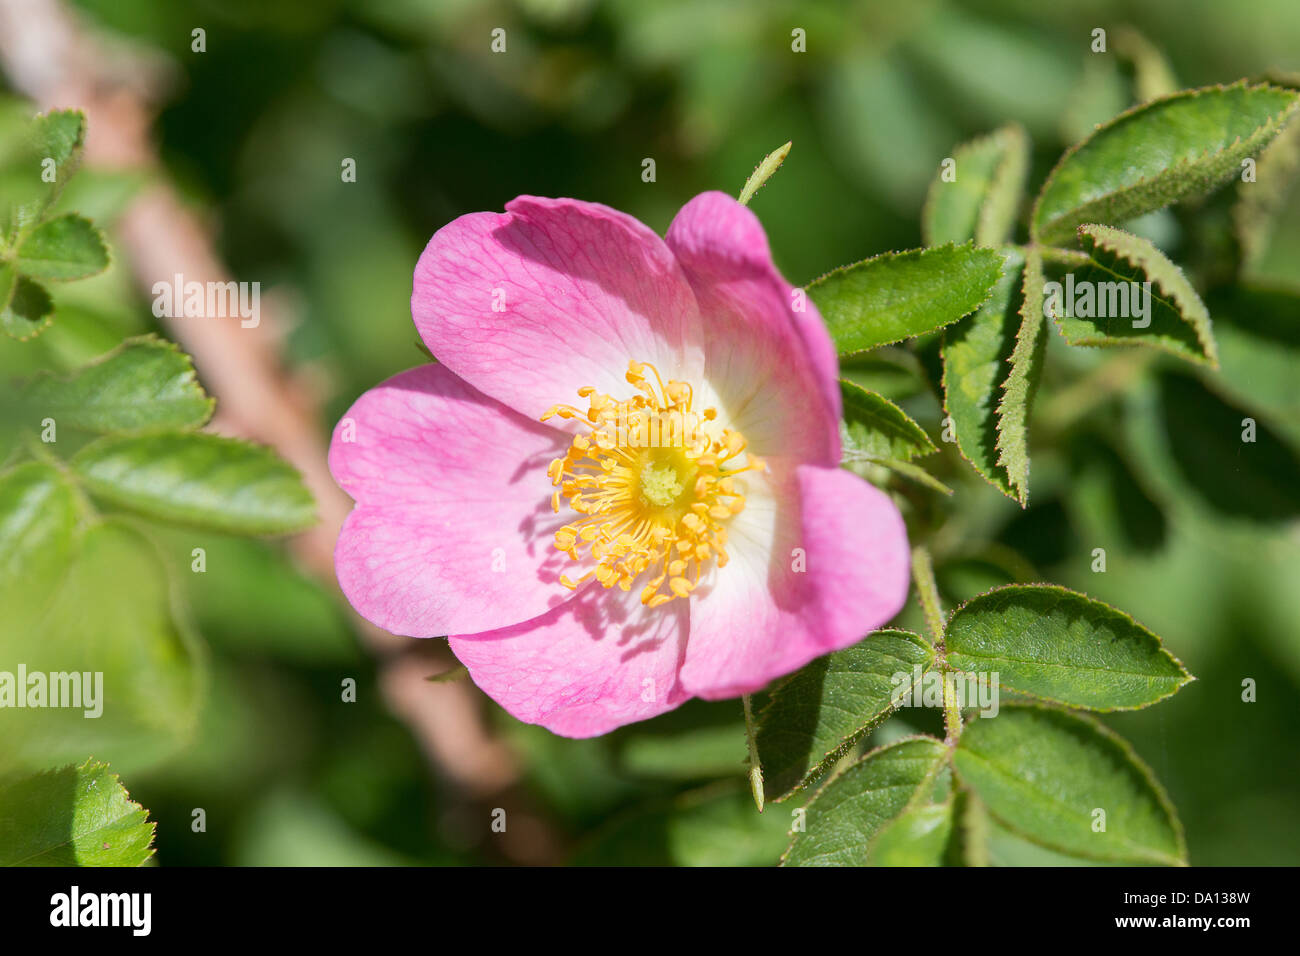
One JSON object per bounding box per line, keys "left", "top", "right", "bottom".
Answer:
{"left": 680, "top": 464, "right": 910, "bottom": 699}
{"left": 330, "top": 364, "right": 578, "bottom": 637}
{"left": 449, "top": 585, "right": 691, "bottom": 737}
{"left": 665, "top": 191, "right": 841, "bottom": 466}
{"left": 411, "top": 196, "right": 704, "bottom": 424}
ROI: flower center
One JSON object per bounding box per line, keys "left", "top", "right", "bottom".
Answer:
{"left": 638, "top": 458, "right": 687, "bottom": 508}
{"left": 542, "top": 360, "right": 764, "bottom": 607}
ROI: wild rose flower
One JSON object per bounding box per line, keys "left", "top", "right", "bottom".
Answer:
{"left": 329, "top": 192, "right": 910, "bottom": 737}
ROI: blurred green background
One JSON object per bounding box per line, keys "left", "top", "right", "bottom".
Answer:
{"left": 3, "top": 0, "right": 1298, "bottom": 865}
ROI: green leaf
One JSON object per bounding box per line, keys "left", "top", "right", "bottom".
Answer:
{"left": 867, "top": 798, "right": 956, "bottom": 866}
{"left": 1048, "top": 224, "right": 1218, "bottom": 367}
{"left": 0, "top": 760, "right": 154, "bottom": 866}
{"left": 0, "top": 521, "right": 203, "bottom": 774}
{"left": 14, "top": 213, "right": 110, "bottom": 280}
{"left": 73, "top": 432, "right": 316, "bottom": 534}
{"left": 0, "top": 273, "right": 53, "bottom": 340}
{"left": 944, "top": 584, "right": 1193, "bottom": 710}
{"left": 839, "top": 379, "right": 936, "bottom": 463}
{"left": 923, "top": 123, "right": 1028, "bottom": 248}
{"left": 953, "top": 706, "right": 1186, "bottom": 865}
{"left": 782, "top": 737, "right": 949, "bottom": 866}
{"left": 993, "top": 249, "right": 1046, "bottom": 505}
{"left": 1033, "top": 82, "right": 1300, "bottom": 244}
{"left": 21, "top": 335, "right": 213, "bottom": 433}
{"left": 51, "top": 167, "right": 147, "bottom": 225}
{"left": 28, "top": 109, "right": 86, "bottom": 182}
{"left": 986, "top": 815, "right": 1111, "bottom": 866}
{"left": 0, "top": 462, "right": 78, "bottom": 632}
{"left": 756, "top": 630, "right": 935, "bottom": 801}
{"left": 942, "top": 247, "right": 1025, "bottom": 499}
{"left": 807, "top": 244, "right": 1004, "bottom": 356}
{"left": 0, "top": 108, "right": 85, "bottom": 239}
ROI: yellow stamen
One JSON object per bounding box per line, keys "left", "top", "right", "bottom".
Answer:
{"left": 541, "top": 360, "right": 764, "bottom": 606}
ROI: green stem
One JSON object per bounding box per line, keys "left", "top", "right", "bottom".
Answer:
{"left": 941, "top": 672, "right": 963, "bottom": 746}
{"left": 742, "top": 694, "right": 765, "bottom": 812}
{"left": 912, "top": 545, "right": 963, "bottom": 744}
{"left": 911, "top": 545, "right": 945, "bottom": 644}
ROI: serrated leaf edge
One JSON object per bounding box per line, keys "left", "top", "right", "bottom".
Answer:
{"left": 15, "top": 212, "right": 112, "bottom": 282}
{"left": 1063, "top": 223, "right": 1219, "bottom": 368}
{"left": 1032, "top": 80, "right": 1300, "bottom": 244}
{"left": 992, "top": 249, "right": 1045, "bottom": 505}
{"left": 942, "top": 581, "right": 1195, "bottom": 712}
{"left": 779, "top": 734, "right": 950, "bottom": 865}
{"left": 2, "top": 757, "right": 156, "bottom": 867}
{"left": 953, "top": 702, "right": 1188, "bottom": 866}
{"left": 807, "top": 243, "right": 1007, "bottom": 354}
{"left": 940, "top": 246, "right": 1024, "bottom": 500}
{"left": 756, "top": 628, "right": 936, "bottom": 803}
{"left": 20, "top": 332, "right": 216, "bottom": 432}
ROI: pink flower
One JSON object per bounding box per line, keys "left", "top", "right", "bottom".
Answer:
{"left": 329, "top": 192, "right": 910, "bottom": 737}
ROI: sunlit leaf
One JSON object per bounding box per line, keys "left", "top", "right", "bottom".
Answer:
{"left": 808, "top": 244, "right": 1004, "bottom": 355}
{"left": 0, "top": 760, "right": 154, "bottom": 866}
{"left": 944, "top": 584, "right": 1192, "bottom": 710}
{"left": 21, "top": 335, "right": 213, "bottom": 433}
{"left": 1033, "top": 82, "right": 1299, "bottom": 244}
{"left": 15, "top": 214, "right": 109, "bottom": 281}
{"left": 73, "top": 432, "right": 316, "bottom": 534}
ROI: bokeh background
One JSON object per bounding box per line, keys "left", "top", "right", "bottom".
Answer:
{"left": 2, "top": 0, "right": 1298, "bottom": 865}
